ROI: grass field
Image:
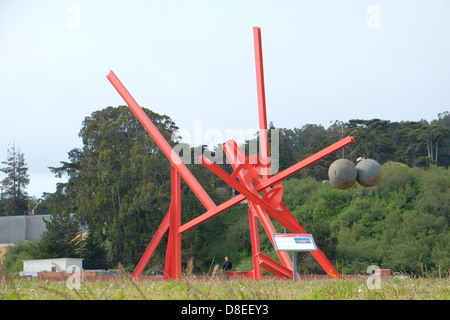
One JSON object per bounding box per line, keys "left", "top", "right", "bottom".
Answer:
{"left": 1, "top": 275, "right": 448, "bottom": 300}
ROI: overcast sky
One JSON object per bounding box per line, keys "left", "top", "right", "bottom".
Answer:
{"left": 1, "top": 0, "right": 449, "bottom": 198}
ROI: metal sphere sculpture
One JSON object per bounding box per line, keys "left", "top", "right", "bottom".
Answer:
{"left": 328, "top": 159, "right": 357, "bottom": 190}
{"left": 329, "top": 158, "right": 383, "bottom": 189}
{"left": 356, "top": 159, "right": 383, "bottom": 187}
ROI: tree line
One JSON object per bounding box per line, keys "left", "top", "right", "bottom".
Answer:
{"left": 2, "top": 106, "right": 449, "bottom": 276}
{"left": 276, "top": 111, "right": 450, "bottom": 179}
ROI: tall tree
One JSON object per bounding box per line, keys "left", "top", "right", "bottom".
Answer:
{"left": 1, "top": 144, "right": 30, "bottom": 214}
{"left": 49, "top": 106, "right": 185, "bottom": 268}
{"left": 431, "top": 112, "right": 450, "bottom": 167}
{"left": 38, "top": 213, "right": 80, "bottom": 258}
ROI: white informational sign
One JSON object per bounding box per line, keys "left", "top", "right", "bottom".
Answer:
{"left": 272, "top": 233, "right": 318, "bottom": 252}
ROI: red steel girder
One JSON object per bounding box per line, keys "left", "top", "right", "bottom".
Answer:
{"left": 106, "top": 71, "right": 216, "bottom": 212}
{"left": 200, "top": 154, "right": 302, "bottom": 233}
{"left": 164, "top": 166, "right": 182, "bottom": 280}
{"left": 203, "top": 140, "right": 342, "bottom": 279}
{"left": 248, "top": 207, "right": 263, "bottom": 280}
{"left": 131, "top": 209, "right": 170, "bottom": 280}
{"left": 253, "top": 26, "right": 270, "bottom": 175}
{"left": 132, "top": 166, "right": 182, "bottom": 280}
{"left": 256, "top": 253, "right": 293, "bottom": 280}
{"left": 180, "top": 135, "right": 354, "bottom": 234}
{"left": 222, "top": 139, "right": 293, "bottom": 277}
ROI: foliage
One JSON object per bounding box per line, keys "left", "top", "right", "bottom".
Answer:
{"left": 38, "top": 213, "right": 80, "bottom": 259}
{"left": 42, "top": 106, "right": 226, "bottom": 271}
{"left": 4, "top": 107, "right": 448, "bottom": 277}
{"left": 1, "top": 241, "right": 40, "bottom": 273}
{"left": 278, "top": 114, "right": 450, "bottom": 182}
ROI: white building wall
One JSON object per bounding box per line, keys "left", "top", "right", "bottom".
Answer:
{"left": 23, "top": 258, "right": 83, "bottom": 273}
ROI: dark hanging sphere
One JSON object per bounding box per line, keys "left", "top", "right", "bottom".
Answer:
{"left": 356, "top": 159, "right": 383, "bottom": 187}
{"left": 328, "top": 159, "right": 357, "bottom": 190}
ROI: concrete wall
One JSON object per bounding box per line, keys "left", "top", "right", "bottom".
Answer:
{"left": 23, "top": 258, "right": 83, "bottom": 272}
{"left": 0, "top": 215, "right": 50, "bottom": 244}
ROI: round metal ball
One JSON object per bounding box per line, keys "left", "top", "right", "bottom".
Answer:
{"left": 328, "top": 159, "right": 357, "bottom": 190}
{"left": 356, "top": 159, "right": 383, "bottom": 187}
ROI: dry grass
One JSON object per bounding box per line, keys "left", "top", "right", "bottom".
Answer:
{"left": 1, "top": 273, "right": 448, "bottom": 300}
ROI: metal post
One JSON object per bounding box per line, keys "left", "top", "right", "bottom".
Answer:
{"left": 132, "top": 211, "right": 170, "bottom": 280}
{"left": 253, "top": 26, "right": 270, "bottom": 177}
{"left": 164, "top": 166, "right": 182, "bottom": 280}
{"left": 292, "top": 251, "right": 298, "bottom": 281}
{"left": 248, "top": 208, "right": 262, "bottom": 280}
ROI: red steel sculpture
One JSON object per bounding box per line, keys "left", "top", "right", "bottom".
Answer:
{"left": 106, "top": 27, "right": 354, "bottom": 281}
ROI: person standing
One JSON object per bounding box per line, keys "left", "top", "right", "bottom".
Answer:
{"left": 221, "top": 256, "right": 232, "bottom": 279}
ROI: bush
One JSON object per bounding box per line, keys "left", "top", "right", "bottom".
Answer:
{"left": 2, "top": 241, "right": 41, "bottom": 273}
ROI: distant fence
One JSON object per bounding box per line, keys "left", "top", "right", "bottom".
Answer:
{"left": 27, "top": 272, "right": 391, "bottom": 282}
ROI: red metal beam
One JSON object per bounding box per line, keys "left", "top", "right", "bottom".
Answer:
{"left": 203, "top": 141, "right": 343, "bottom": 279}
{"left": 178, "top": 194, "right": 245, "bottom": 234}
{"left": 258, "top": 136, "right": 354, "bottom": 190}
{"left": 200, "top": 155, "right": 302, "bottom": 232}
{"left": 164, "top": 166, "right": 182, "bottom": 280}
{"left": 178, "top": 136, "right": 353, "bottom": 233}
{"left": 253, "top": 26, "right": 270, "bottom": 174}
{"left": 222, "top": 139, "right": 293, "bottom": 276}
{"left": 256, "top": 252, "right": 293, "bottom": 280}
{"left": 132, "top": 209, "right": 170, "bottom": 280}
{"left": 311, "top": 250, "right": 341, "bottom": 279}
{"left": 248, "top": 208, "right": 262, "bottom": 280}
{"left": 248, "top": 202, "right": 294, "bottom": 273}
{"left": 106, "top": 71, "right": 216, "bottom": 211}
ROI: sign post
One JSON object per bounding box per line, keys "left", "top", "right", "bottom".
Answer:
{"left": 272, "top": 233, "right": 318, "bottom": 280}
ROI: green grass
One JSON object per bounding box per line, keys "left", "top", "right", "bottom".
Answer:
{"left": 1, "top": 276, "right": 448, "bottom": 300}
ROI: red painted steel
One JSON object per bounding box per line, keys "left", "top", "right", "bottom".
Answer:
{"left": 253, "top": 26, "right": 270, "bottom": 175}
{"left": 248, "top": 202, "right": 294, "bottom": 273}
{"left": 202, "top": 144, "right": 342, "bottom": 278}
{"left": 222, "top": 138, "right": 291, "bottom": 278}
{"left": 222, "top": 140, "right": 293, "bottom": 273}
{"left": 256, "top": 253, "right": 293, "bottom": 280}
{"left": 180, "top": 135, "right": 353, "bottom": 233}
{"left": 204, "top": 141, "right": 343, "bottom": 278}
{"left": 131, "top": 210, "right": 170, "bottom": 280}
{"left": 108, "top": 27, "right": 353, "bottom": 280}
{"left": 164, "top": 166, "right": 182, "bottom": 280}
{"left": 106, "top": 71, "right": 215, "bottom": 212}
{"left": 248, "top": 208, "right": 262, "bottom": 280}
{"left": 178, "top": 194, "right": 245, "bottom": 234}
{"left": 260, "top": 136, "right": 354, "bottom": 189}
{"left": 200, "top": 155, "right": 299, "bottom": 233}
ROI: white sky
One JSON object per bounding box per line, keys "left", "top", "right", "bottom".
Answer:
{"left": 0, "top": 0, "right": 449, "bottom": 198}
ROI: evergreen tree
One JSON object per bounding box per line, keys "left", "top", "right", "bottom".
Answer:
{"left": 1, "top": 144, "right": 30, "bottom": 214}
{"left": 38, "top": 213, "right": 80, "bottom": 258}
